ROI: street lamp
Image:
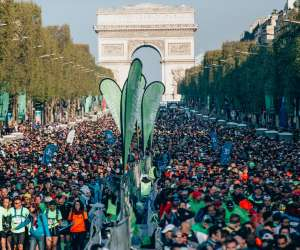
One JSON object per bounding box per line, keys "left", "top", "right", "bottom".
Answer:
{"left": 256, "top": 44, "right": 272, "bottom": 48}
{"left": 39, "top": 54, "right": 51, "bottom": 58}
{"left": 235, "top": 50, "right": 258, "bottom": 55}
{"left": 284, "top": 19, "right": 300, "bottom": 25}
{"left": 12, "top": 36, "right": 30, "bottom": 41}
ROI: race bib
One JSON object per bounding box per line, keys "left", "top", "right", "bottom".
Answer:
{"left": 14, "top": 217, "right": 22, "bottom": 224}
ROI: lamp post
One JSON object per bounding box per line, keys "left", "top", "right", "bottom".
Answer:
{"left": 284, "top": 19, "right": 300, "bottom": 25}
{"left": 235, "top": 50, "right": 258, "bottom": 55}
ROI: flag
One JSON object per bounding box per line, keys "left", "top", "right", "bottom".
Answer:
{"left": 210, "top": 130, "right": 218, "bottom": 151}
{"left": 141, "top": 81, "right": 165, "bottom": 154}
{"left": 137, "top": 75, "right": 147, "bottom": 129}
{"left": 17, "top": 93, "right": 26, "bottom": 121}
{"left": 122, "top": 59, "right": 143, "bottom": 169}
{"left": 121, "top": 80, "right": 128, "bottom": 144}
{"left": 0, "top": 92, "right": 9, "bottom": 122}
{"left": 104, "top": 130, "right": 115, "bottom": 145}
{"left": 279, "top": 97, "right": 288, "bottom": 129}
{"left": 84, "top": 96, "right": 93, "bottom": 113}
{"left": 66, "top": 129, "right": 76, "bottom": 144}
{"left": 220, "top": 142, "right": 233, "bottom": 166}
{"left": 35, "top": 110, "right": 42, "bottom": 125}
{"left": 99, "top": 78, "right": 122, "bottom": 131}
{"left": 42, "top": 144, "right": 58, "bottom": 165}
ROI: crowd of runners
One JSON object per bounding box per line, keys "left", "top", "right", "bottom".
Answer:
{"left": 0, "top": 106, "right": 299, "bottom": 250}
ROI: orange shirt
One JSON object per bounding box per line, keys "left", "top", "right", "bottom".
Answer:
{"left": 68, "top": 211, "right": 88, "bottom": 233}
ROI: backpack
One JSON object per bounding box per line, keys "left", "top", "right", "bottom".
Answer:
{"left": 12, "top": 207, "right": 25, "bottom": 218}
{"left": 2, "top": 214, "right": 11, "bottom": 232}
{"left": 46, "top": 208, "right": 60, "bottom": 228}
{"left": 46, "top": 208, "right": 59, "bottom": 221}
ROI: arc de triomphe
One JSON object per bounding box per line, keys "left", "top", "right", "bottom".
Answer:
{"left": 94, "top": 3, "right": 197, "bottom": 102}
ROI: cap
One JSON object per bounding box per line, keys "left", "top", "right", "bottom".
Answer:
{"left": 203, "top": 215, "right": 212, "bottom": 223}
{"left": 226, "top": 200, "right": 234, "bottom": 208}
{"left": 263, "top": 195, "right": 271, "bottom": 201}
{"left": 192, "top": 191, "right": 202, "bottom": 200}
{"left": 262, "top": 233, "right": 274, "bottom": 240}
{"left": 49, "top": 200, "right": 56, "bottom": 206}
{"left": 162, "top": 224, "right": 175, "bottom": 233}
{"left": 239, "top": 199, "right": 253, "bottom": 211}
{"left": 44, "top": 196, "right": 53, "bottom": 203}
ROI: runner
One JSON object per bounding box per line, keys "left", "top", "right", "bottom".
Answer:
{"left": 9, "top": 196, "right": 29, "bottom": 250}
{"left": 45, "top": 201, "right": 62, "bottom": 250}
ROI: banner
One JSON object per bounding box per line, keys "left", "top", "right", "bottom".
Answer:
{"left": 104, "top": 130, "right": 115, "bottom": 145}
{"left": 84, "top": 96, "right": 93, "bottom": 113}
{"left": 0, "top": 92, "right": 9, "bottom": 121}
{"left": 265, "top": 95, "right": 274, "bottom": 113}
{"left": 66, "top": 129, "right": 76, "bottom": 144}
{"left": 121, "top": 80, "right": 128, "bottom": 143}
{"left": 122, "top": 59, "right": 143, "bottom": 169}
{"left": 99, "top": 79, "right": 121, "bottom": 131}
{"left": 42, "top": 144, "right": 58, "bottom": 165}
{"left": 35, "top": 110, "right": 42, "bottom": 125}
{"left": 7, "top": 112, "right": 12, "bottom": 123}
{"left": 141, "top": 81, "right": 165, "bottom": 154}
{"left": 136, "top": 75, "right": 147, "bottom": 129}
{"left": 220, "top": 142, "right": 233, "bottom": 166}
{"left": 210, "top": 130, "right": 218, "bottom": 151}
{"left": 17, "top": 93, "right": 26, "bottom": 121}
{"left": 279, "top": 97, "right": 288, "bottom": 129}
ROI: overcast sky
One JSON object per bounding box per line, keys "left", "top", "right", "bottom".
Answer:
{"left": 25, "top": 0, "right": 285, "bottom": 82}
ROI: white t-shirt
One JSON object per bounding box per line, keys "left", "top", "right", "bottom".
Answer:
{"left": 0, "top": 207, "right": 10, "bottom": 232}
{"left": 9, "top": 207, "right": 29, "bottom": 233}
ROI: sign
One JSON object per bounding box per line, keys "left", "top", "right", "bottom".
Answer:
{"left": 66, "top": 129, "right": 76, "bottom": 144}
{"left": 220, "top": 142, "right": 233, "bottom": 166}
{"left": 104, "top": 130, "right": 115, "bottom": 145}
{"left": 210, "top": 130, "right": 218, "bottom": 151}
{"left": 42, "top": 144, "right": 58, "bottom": 166}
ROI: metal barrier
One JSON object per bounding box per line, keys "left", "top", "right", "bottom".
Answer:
{"left": 85, "top": 203, "right": 105, "bottom": 250}
{"left": 106, "top": 217, "right": 131, "bottom": 250}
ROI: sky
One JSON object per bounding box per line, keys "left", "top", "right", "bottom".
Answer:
{"left": 27, "top": 0, "right": 285, "bottom": 57}
{"left": 24, "top": 0, "right": 286, "bottom": 82}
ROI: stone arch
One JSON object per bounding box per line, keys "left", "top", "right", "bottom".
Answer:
{"left": 128, "top": 40, "right": 164, "bottom": 60}
{"left": 95, "top": 3, "right": 197, "bottom": 101}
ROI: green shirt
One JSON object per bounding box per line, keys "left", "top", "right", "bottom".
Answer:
{"left": 188, "top": 198, "right": 206, "bottom": 214}
{"left": 192, "top": 223, "right": 209, "bottom": 234}
{"left": 39, "top": 203, "right": 47, "bottom": 213}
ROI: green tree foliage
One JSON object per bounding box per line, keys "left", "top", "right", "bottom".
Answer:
{"left": 180, "top": 10, "right": 300, "bottom": 118}
{"left": 0, "top": 1, "right": 113, "bottom": 104}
